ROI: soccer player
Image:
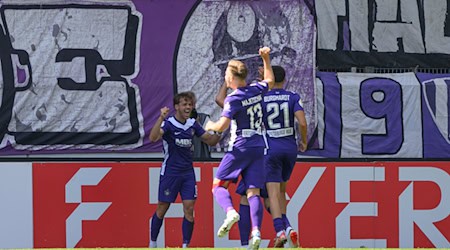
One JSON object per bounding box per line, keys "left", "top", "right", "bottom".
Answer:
{"left": 148, "top": 92, "right": 220, "bottom": 248}
{"left": 205, "top": 46, "right": 274, "bottom": 250}
{"left": 263, "top": 65, "right": 307, "bottom": 247}
{"left": 218, "top": 66, "right": 307, "bottom": 248}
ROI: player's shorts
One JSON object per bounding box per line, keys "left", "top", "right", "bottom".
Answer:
{"left": 158, "top": 171, "right": 197, "bottom": 203}
{"left": 235, "top": 178, "right": 268, "bottom": 198}
{"left": 265, "top": 150, "right": 297, "bottom": 183}
{"left": 216, "top": 146, "right": 265, "bottom": 189}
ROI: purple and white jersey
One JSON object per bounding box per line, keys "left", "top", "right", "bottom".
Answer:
{"left": 161, "top": 116, "right": 205, "bottom": 176}
{"left": 263, "top": 88, "right": 304, "bottom": 152}
{"left": 222, "top": 81, "right": 269, "bottom": 149}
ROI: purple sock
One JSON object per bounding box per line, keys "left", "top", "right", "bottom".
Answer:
{"left": 282, "top": 214, "right": 292, "bottom": 229}
{"left": 182, "top": 217, "right": 194, "bottom": 244}
{"left": 150, "top": 213, "right": 163, "bottom": 241}
{"left": 213, "top": 186, "right": 234, "bottom": 212}
{"left": 238, "top": 204, "right": 251, "bottom": 245}
{"left": 248, "top": 195, "right": 263, "bottom": 230}
{"left": 273, "top": 217, "right": 284, "bottom": 233}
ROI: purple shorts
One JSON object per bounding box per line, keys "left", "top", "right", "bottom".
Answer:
{"left": 235, "top": 178, "right": 268, "bottom": 198}
{"left": 216, "top": 147, "right": 265, "bottom": 189}
{"left": 264, "top": 150, "right": 297, "bottom": 183}
{"left": 158, "top": 171, "right": 197, "bottom": 203}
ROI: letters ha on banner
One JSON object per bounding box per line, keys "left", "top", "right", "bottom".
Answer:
{"left": 25, "top": 162, "right": 450, "bottom": 248}
{"left": 303, "top": 72, "right": 450, "bottom": 158}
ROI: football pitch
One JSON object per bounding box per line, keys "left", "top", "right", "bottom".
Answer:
{"left": 14, "top": 248, "right": 436, "bottom": 250}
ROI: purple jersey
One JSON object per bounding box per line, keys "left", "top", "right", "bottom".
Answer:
{"left": 263, "top": 89, "right": 304, "bottom": 152}
{"left": 221, "top": 81, "right": 269, "bottom": 149}
{"left": 161, "top": 116, "right": 205, "bottom": 175}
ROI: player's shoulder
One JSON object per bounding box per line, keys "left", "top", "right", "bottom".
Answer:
{"left": 249, "top": 80, "right": 268, "bottom": 88}
{"left": 167, "top": 117, "right": 196, "bottom": 130}
{"left": 287, "top": 90, "right": 300, "bottom": 98}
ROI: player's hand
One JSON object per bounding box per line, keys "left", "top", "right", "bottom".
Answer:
{"left": 259, "top": 46, "right": 271, "bottom": 60}
{"left": 160, "top": 107, "right": 169, "bottom": 120}
{"left": 204, "top": 120, "right": 214, "bottom": 131}
{"left": 299, "top": 141, "right": 307, "bottom": 152}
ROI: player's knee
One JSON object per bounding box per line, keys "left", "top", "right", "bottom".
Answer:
{"left": 211, "top": 179, "right": 229, "bottom": 193}
{"left": 183, "top": 205, "right": 194, "bottom": 217}
{"left": 239, "top": 195, "right": 249, "bottom": 205}
{"left": 246, "top": 188, "right": 260, "bottom": 198}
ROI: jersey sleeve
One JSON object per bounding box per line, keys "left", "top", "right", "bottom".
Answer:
{"left": 292, "top": 93, "right": 304, "bottom": 112}
{"left": 161, "top": 120, "right": 169, "bottom": 133}
{"left": 221, "top": 96, "right": 240, "bottom": 119}
{"left": 193, "top": 120, "right": 206, "bottom": 137}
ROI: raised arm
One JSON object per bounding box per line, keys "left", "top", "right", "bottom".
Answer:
{"left": 259, "top": 46, "right": 275, "bottom": 89}
{"left": 295, "top": 110, "right": 308, "bottom": 152}
{"left": 149, "top": 107, "right": 169, "bottom": 142}
{"left": 215, "top": 81, "right": 228, "bottom": 108}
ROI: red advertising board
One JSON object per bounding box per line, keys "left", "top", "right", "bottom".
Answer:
{"left": 33, "top": 162, "right": 450, "bottom": 248}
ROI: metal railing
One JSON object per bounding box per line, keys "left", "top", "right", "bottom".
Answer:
{"left": 318, "top": 67, "right": 450, "bottom": 74}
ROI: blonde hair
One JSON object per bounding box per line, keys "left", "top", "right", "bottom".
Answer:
{"left": 227, "top": 60, "right": 248, "bottom": 80}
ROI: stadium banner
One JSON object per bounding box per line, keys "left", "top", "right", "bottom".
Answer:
{"left": 0, "top": 0, "right": 316, "bottom": 155}
{"left": 1, "top": 161, "right": 449, "bottom": 248}
{"left": 316, "top": 0, "right": 450, "bottom": 69}
{"left": 302, "top": 72, "right": 450, "bottom": 158}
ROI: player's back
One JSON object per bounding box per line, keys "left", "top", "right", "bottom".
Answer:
{"left": 223, "top": 81, "right": 268, "bottom": 149}
{"left": 263, "top": 88, "right": 303, "bottom": 152}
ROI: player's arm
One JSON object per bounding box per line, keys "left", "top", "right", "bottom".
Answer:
{"left": 200, "top": 131, "right": 221, "bottom": 146}
{"left": 204, "top": 116, "right": 231, "bottom": 133}
{"left": 149, "top": 107, "right": 169, "bottom": 142}
{"left": 295, "top": 110, "right": 308, "bottom": 152}
{"left": 259, "top": 46, "right": 275, "bottom": 89}
{"left": 215, "top": 81, "right": 228, "bottom": 108}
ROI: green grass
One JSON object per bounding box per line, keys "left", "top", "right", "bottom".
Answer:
{"left": 21, "top": 248, "right": 439, "bottom": 250}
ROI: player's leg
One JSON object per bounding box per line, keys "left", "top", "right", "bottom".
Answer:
{"left": 267, "top": 182, "right": 287, "bottom": 247}
{"left": 281, "top": 153, "right": 300, "bottom": 248}
{"left": 180, "top": 172, "right": 197, "bottom": 248}
{"left": 150, "top": 201, "right": 171, "bottom": 247}
{"left": 181, "top": 199, "right": 195, "bottom": 248}
{"left": 246, "top": 188, "right": 263, "bottom": 250}
{"left": 150, "top": 175, "right": 180, "bottom": 247}
{"left": 280, "top": 181, "right": 298, "bottom": 247}
{"left": 242, "top": 147, "right": 266, "bottom": 250}
{"left": 213, "top": 178, "right": 240, "bottom": 237}
{"left": 236, "top": 181, "right": 251, "bottom": 247}
{"left": 213, "top": 151, "right": 243, "bottom": 237}
{"left": 265, "top": 153, "right": 287, "bottom": 247}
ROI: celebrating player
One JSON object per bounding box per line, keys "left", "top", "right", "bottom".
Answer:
{"left": 148, "top": 92, "right": 220, "bottom": 248}
{"left": 263, "top": 65, "right": 307, "bottom": 247}
{"left": 205, "top": 47, "right": 274, "bottom": 250}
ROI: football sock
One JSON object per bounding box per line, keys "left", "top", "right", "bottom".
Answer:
{"left": 282, "top": 214, "right": 292, "bottom": 229}
{"left": 238, "top": 203, "right": 251, "bottom": 245}
{"left": 150, "top": 213, "right": 163, "bottom": 241}
{"left": 213, "top": 186, "right": 234, "bottom": 212}
{"left": 273, "top": 217, "right": 285, "bottom": 233}
{"left": 248, "top": 195, "right": 263, "bottom": 230}
{"left": 182, "top": 216, "right": 194, "bottom": 245}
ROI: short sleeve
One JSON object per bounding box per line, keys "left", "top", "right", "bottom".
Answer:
{"left": 221, "top": 97, "right": 240, "bottom": 119}
{"left": 292, "top": 93, "right": 304, "bottom": 112}
{"left": 161, "top": 120, "right": 169, "bottom": 134}
{"left": 193, "top": 121, "right": 206, "bottom": 137}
